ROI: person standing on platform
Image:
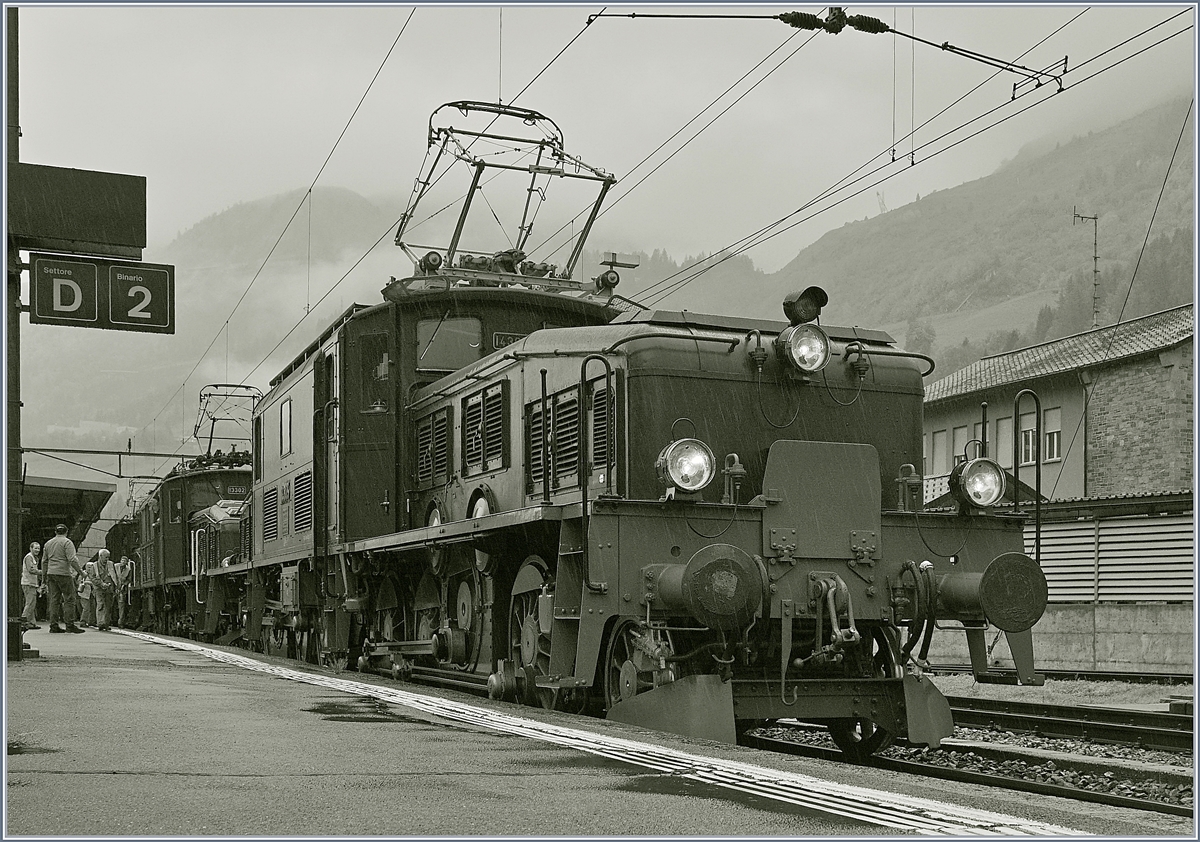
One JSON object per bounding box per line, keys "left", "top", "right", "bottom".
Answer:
{"left": 20, "top": 542, "right": 42, "bottom": 630}
{"left": 93, "top": 549, "right": 117, "bottom": 631}
{"left": 78, "top": 559, "right": 96, "bottom": 627}
{"left": 43, "top": 524, "right": 85, "bottom": 634}
{"left": 113, "top": 555, "right": 133, "bottom": 628}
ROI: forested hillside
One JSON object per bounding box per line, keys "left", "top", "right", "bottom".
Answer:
{"left": 650, "top": 96, "right": 1193, "bottom": 375}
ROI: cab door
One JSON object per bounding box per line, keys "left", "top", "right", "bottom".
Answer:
{"left": 340, "top": 306, "right": 398, "bottom": 541}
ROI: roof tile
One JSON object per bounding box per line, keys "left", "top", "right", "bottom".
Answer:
{"left": 925, "top": 304, "right": 1194, "bottom": 403}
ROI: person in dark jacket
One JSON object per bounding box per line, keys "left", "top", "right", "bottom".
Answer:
{"left": 43, "top": 525, "right": 85, "bottom": 634}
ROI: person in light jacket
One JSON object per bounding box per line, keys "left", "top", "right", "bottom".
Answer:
{"left": 20, "top": 542, "right": 42, "bottom": 630}
{"left": 91, "top": 549, "right": 117, "bottom": 631}
{"left": 113, "top": 555, "right": 133, "bottom": 628}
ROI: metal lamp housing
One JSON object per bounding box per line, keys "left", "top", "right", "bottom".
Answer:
{"left": 656, "top": 439, "right": 717, "bottom": 494}
{"left": 775, "top": 323, "right": 832, "bottom": 373}
{"left": 949, "top": 458, "right": 1007, "bottom": 509}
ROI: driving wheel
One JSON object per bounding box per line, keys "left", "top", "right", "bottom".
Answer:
{"left": 828, "top": 626, "right": 899, "bottom": 761}
{"left": 508, "top": 556, "right": 563, "bottom": 710}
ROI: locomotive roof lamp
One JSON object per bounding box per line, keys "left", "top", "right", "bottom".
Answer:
{"left": 775, "top": 286, "right": 832, "bottom": 379}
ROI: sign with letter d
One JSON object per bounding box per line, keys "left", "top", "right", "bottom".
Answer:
{"left": 29, "top": 252, "right": 175, "bottom": 334}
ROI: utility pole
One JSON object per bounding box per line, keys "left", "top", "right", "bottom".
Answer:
{"left": 7, "top": 7, "right": 23, "bottom": 619}
{"left": 1072, "top": 206, "right": 1100, "bottom": 329}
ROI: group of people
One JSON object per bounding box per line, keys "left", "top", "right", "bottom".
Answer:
{"left": 20, "top": 524, "right": 134, "bottom": 635}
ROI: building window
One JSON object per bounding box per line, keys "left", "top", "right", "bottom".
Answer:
{"left": 952, "top": 425, "right": 969, "bottom": 466}
{"left": 1044, "top": 407, "right": 1062, "bottom": 462}
{"left": 922, "top": 433, "right": 928, "bottom": 475}
{"left": 280, "top": 398, "right": 292, "bottom": 457}
{"left": 972, "top": 422, "right": 985, "bottom": 460}
{"left": 931, "top": 430, "right": 948, "bottom": 475}
{"left": 1019, "top": 412, "right": 1037, "bottom": 466}
{"left": 996, "top": 416, "right": 1013, "bottom": 469}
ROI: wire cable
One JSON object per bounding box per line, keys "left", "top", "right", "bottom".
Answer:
{"left": 638, "top": 17, "right": 1190, "bottom": 306}
{"left": 1049, "top": 97, "right": 1194, "bottom": 499}
{"left": 135, "top": 10, "right": 416, "bottom": 457}
{"left": 633, "top": 7, "right": 1103, "bottom": 303}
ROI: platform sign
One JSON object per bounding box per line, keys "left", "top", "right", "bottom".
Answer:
{"left": 29, "top": 253, "right": 174, "bottom": 334}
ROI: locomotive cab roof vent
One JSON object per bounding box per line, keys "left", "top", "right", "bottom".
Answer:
{"left": 783, "top": 286, "right": 828, "bottom": 325}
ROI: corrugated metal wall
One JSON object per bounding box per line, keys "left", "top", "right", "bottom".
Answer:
{"left": 1027, "top": 513, "right": 1194, "bottom": 603}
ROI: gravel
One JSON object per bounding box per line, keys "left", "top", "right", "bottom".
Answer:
{"left": 752, "top": 722, "right": 1194, "bottom": 809}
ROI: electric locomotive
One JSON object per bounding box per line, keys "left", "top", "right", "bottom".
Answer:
{"left": 198, "top": 101, "right": 1047, "bottom": 755}
{"left": 125, "top": 450, "right": 252, "bottom": 634}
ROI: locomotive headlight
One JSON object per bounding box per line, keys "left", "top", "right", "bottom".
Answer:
{"left": 656, "top": 439, "right": 716, "bottom": 494}
{"left": 949, "top": 458, "right": 1006, "bottom": 508}
{"left": 776, "top": 324, "right": 831, "bottom": 373}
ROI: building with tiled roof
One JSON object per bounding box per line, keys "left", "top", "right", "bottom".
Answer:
{"left": 922, "top": 304, "right": 1193, "bottom": 501}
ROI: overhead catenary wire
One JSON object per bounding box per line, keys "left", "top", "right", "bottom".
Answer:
{"left": 135, "top": 9, "right": 417, "bottom": 472}
{"left": 636, "top": 14, "right": 1190, "bottom": 307}
{"left": 614, "top": 6, "right": 1094, "bottom": 304}
{"left": 238, "top": 11, "right": 608, "bottom": 385}
{"left": 528, "top": 17, "right": 825, "bottom": 263}
{"left": 1049, "top": 97, "right": 1194, "bottom": 500}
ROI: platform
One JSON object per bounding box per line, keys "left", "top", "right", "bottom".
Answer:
{"left": 5, "top": 628, "right": 1186, "bottom": 837}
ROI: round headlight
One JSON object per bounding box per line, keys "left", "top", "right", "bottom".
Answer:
{"left": 656, "top": 439, "right": 716, "bottom": 493}
{"left": 951, "top": 458, "right": 1006, "bottom": 508}
{"left": 776, "top": 324, "right": 831, "bottom": 373}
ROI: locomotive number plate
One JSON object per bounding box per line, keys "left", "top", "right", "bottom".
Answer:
{"left": 493, "top": 332, "right": 526, "bottom": 349}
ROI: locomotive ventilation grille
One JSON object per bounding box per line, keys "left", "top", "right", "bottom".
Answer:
{"left": 463, "top": 383, "right": 505, "bottom": 477}
{"left": 592, "top": 386, "right": 612, "bottom": 471}
{"left": 263, "top": 487, "right": 279, "bottom": 542}
{"left": 553, "top": 394, "right": 579, "bottom": 481}
{"left": 527, "top": 383, "right": 613, "bottom": 493}
{"left": 240, "top": 509, "right": 252, "bottom": 560}
{"left": 293, "top": 471, "right": 313, "bottom": 533}
{"left": 417, "top": 409, "right": 450, "bottom": 487}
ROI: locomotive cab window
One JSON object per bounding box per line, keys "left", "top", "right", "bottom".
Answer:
{"left": 417, "top": 315, "right": 482, "bottom": 373}
{"left": 280, "top": 398, "right": 293, "bottom": 456}
{"left": 168, "top": 488, "right": 182, "bottom": 524}
{"left": 358, "top": 333, "right": 390, "bottom": 414}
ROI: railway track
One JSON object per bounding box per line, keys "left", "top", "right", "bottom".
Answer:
{"left": 947, "top": 695, "right": 1194, "bottom": 753}
{"left": 741, "top": 729, "right": 1194, "bottom": 818}
{"left": 929, "top": 665, "right": 1194, "bottom": 686}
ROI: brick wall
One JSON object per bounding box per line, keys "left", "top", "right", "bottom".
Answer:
{"left": 1087, "top": 339, "right": 1193, "bottom": 495}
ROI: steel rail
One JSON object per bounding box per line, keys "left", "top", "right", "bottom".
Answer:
{"left": 947, "top": 696, "right": 1194, "bottom": 753}
{"left": 928, "top": 665, "right": 1194, "bottom": 685}
{"left": 116, "top": 631, "right": 1082, "bottom": 836}
{"left": 741, "top": 732, "right": 1193, "bottom": 818}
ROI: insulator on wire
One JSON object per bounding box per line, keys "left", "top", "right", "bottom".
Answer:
{"left": 823, "top": 7, "right": 847, "bottom": 34}
{"left": 777, "top": 11, "right": 823, "bottom": 30}
{"left": 846, "top": 14, "right": 890, "bottom": 34}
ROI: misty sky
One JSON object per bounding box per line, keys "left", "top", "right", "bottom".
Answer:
{"left": 9, "top": 3, "right": 1197, "bottom": 552}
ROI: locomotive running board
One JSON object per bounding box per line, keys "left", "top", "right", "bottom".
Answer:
{"left": 333, "top": 503, "right": 576, "bottom": 556}
{"left": 606, "top": 675, "right": 736, "bottom": 744}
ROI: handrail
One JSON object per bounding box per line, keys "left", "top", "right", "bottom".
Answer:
{"left": 602, "top": 331, "right": 740, "bottom": 353}
{"left": 579, "top": 355, "right": 613, "bottom": 594}
{"left": 842, "top": 341, "right": 936, "bottom": 377}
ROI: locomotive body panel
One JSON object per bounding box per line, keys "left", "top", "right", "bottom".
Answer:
{"left": 255, "top": 343, "right": 319, "bottom": 563}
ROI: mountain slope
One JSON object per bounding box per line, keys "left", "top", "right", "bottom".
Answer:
{"left": 657, "top": 96, "right": 1194, "bottom": 339}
